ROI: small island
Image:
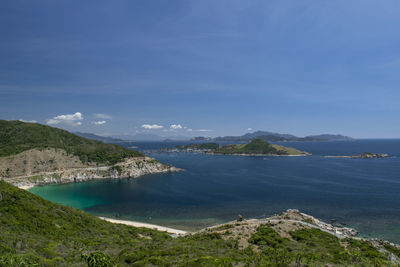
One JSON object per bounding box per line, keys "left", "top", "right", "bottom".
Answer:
{"left": 174, "top": 139, "right": 310, "bottom": 156}
{"left": 325, "top": 152, "right": 389, "bottom": 159}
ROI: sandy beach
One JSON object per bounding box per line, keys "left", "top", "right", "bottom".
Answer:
{"left": 18, "top": 184, "right": 35, "bottom": 190}
{"left": 99, "top": 217, "right": 188, "bottom": 235}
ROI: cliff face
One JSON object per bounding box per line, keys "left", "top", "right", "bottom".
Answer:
{"left": 0, "top": 148, "right": 181, "bottom": 188}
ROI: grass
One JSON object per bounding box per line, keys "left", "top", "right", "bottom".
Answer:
{"left": 0, "top": 120, "right": 143, "bottom": 165}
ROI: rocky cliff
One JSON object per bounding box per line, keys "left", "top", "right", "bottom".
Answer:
{"left": 0, "top": 148, "right": 181, "bottom": 189}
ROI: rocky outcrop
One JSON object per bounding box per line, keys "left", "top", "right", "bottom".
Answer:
{"left": 356, "top": 152, "right": 389, "bottom": 159}
{"left": 325, "top": 152, "right": 389, "bottom": 159}
{"left": 0, "top": 148, "right": 182, "bottom": 189}
{"left": 198, "top": 209, "right": 400, "bottom": 264}
{"left": 202, "top": 209, "right": 358, "bottom": 240}
{"left": 270, "top": 209, "right": 359, "bottom": 237}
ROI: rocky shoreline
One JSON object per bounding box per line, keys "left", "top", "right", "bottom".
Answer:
{"left": 202, "top": 209, "right": 358, "bottom": 239}
{"left": 2, "top": 156, "right": 182, "bottom": 189}
{"left": 199, "top": 209, "right": 400, "bottom": 261}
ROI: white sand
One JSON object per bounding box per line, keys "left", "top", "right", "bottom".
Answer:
{"left": 18, "top": 184, "right": 35, "bottom": 190}
{"left": 99, "top": 217, "right": 187, "bottom": 235}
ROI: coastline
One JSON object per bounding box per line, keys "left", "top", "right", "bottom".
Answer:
{"left": 99, "top": 217, "right": 188, "bottom": 235}
{"left": 18, "top": 184, "right": 35, "bottom": 190}
{"left": 5, "top": 156, "right": 183, "bottom": 190}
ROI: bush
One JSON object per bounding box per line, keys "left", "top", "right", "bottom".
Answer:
{"left": 81, "top": 251, "right": 114, "bottom": 267}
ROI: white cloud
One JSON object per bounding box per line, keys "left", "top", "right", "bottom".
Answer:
{"left": 94, "top": 113, "right": 111, "bottom": 119}
{"left": 19, "top": 119, "right": 37, "bottom": 123}
{"left": 170, "top": 124, "right": 183, "bottom": 130}
{"left": 141, "top": 124, "right": 164, "bottom": 129}
{"left": 92, "top": 120, "right": 106, "bottom": 125}
{"left": 247, "top": 128, "right": 253, "bottom": 131}
{"left": 46, "top": 112, "right": 83, "bottom": 126}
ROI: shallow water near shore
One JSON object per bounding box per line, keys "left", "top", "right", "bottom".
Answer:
{"left": 30, "top": 139, "right": 400, "bottom": 242}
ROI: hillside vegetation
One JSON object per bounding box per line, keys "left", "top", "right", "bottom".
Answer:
{"left": 176, "top": 139, "right": 309, "bottom": 156}
{"left": 0, "top": 120, "right": 143, "bottom": 165}
{"left": 0, "top": 181, "right": 398, "bottom": 266}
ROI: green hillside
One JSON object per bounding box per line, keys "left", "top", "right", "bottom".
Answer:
{"left": 177, "top": 139, "right": 309, "bottom": 155}
{"left": 0, "top": 120, "right": 143, "bottom": 164}
{"left": 0, "top": 181, "right": 397, "bottom": 266}
{"left": 221, "top": 138, "right": 279, "bottom": 154}
{"left": 215, "top": 139, "right": 309, "bottom": 155}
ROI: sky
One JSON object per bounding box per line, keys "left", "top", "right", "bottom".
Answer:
{"left": 1, "top": 0, "right": 400, "bottom": 138}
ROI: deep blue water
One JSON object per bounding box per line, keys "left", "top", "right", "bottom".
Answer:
{"left": 30, "top": 140, "right": 400, "bottom": 242}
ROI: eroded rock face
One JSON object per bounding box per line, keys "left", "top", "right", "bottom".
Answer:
{"left": 0, "top": 148, "right": 91, "bottom": 178}
{"left": 1, "top": 149, "right": 182, "bottom": 188}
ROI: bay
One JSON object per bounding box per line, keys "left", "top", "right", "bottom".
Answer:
{"left": 30, "top": 139, "right": 400, "bottom": 242}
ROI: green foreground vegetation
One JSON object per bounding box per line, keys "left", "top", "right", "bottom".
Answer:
{"left": 176, "top": 139, "right": 309, "bottom": 156}
{"left": 0, "top": 120, "right": 143, "bottom": 165}
{"left": 0, "top": 180, "right": 397, "bottom": 266}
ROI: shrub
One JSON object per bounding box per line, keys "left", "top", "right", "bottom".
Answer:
{"left": 81, "top": 251, "right": 113, "bottom": 267}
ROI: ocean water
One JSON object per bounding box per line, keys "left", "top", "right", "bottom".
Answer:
{"left": 30, "top": 140, "right": 400, "bottom": 242}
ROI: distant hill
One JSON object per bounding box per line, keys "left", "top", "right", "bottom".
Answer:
{"left": 0, "top": 120, "right": 143, "bottom": 165}
{"left": 305, "top": 134, "right": 354, "bottom": 141}
{"left": 74, "top": 132, "right": 126, "bottom": 143}
{"left": 112, "top": 133, "right": 164, "bottom": 141}
{"left": 190, "top": 136, "right": 213, "bottom": 141}
{"left": 213, "top": 131, "right": 354, "bottom": 142}
{"left": 176, "top": 139, "right": 310, "bottom": 156}
{"left": 112, "top": 133, "right": 190, "bottom": 141}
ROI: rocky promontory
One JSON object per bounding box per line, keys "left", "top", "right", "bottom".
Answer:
{"left": 0, "top": 148, "right": 181, "bottom": 189}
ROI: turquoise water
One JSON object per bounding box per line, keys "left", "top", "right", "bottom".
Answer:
{"left": 30, "top": 140, "right": 400, "bottom": 242}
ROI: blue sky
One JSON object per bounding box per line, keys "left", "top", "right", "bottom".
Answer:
{"left": 1, "top": 0, "right": 400, "bottom": 138}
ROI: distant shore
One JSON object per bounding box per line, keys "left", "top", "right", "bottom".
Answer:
{"left": 99, "top": 217, "right": 188, "bottom": 235}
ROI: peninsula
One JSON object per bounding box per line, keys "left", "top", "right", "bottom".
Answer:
{"left": 0, "top": 120, "right": 181, "bottom": 189}
{"left": 175, "top": 139, "right": 310, "bottom": 156}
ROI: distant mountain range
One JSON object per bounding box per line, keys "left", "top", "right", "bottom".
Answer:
{"left": 201, "top": 131, "right": 354, "bottom": 142}
{"left": 76, "top": 130, "right": 353, "bottom": 143}
{"left": 74, "top": 132, "right": 126, "bottom": 143}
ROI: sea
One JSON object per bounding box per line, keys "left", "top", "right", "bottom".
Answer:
{"left": 30, "top": 139, "right": 400, "bottom": 243}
